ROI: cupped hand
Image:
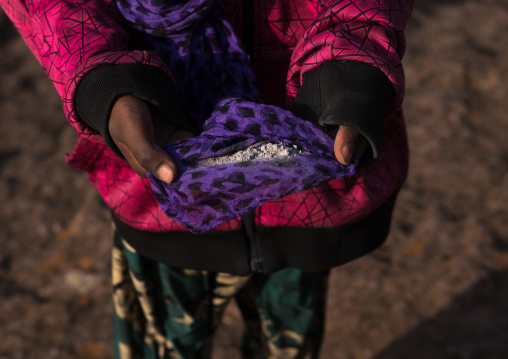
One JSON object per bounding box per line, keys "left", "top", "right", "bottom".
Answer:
{"left": 109, "top": 95, "right": 194, "bottom": 183}
{"left": 333, "top": 126, "right": 369, "bottom": 166}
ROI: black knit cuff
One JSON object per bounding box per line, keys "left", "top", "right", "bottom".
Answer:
{"left": 75, "top": 64, "right": 193, "bottom": 159}
{"left": 291, "top": 61, "right": 395, "bottom": 167}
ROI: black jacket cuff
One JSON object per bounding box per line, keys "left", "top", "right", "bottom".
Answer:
{"left": 291, "top": 61, "right": 395, "bottom": 167}
{"left": 75, "top": 64, "right": 193, "bottom": 159}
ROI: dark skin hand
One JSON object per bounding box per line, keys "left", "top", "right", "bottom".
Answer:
{"left": 109, "top": 95, "right": 193, "bottom": 183}
{"left": 109, "top": 95, "right": 368, "bottom": 183}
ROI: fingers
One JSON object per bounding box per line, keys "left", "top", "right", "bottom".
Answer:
{"left": 334, "top": 126, "right": 369, "bottom": 165}
{"left": 109, "top": 95, "right": 178, "bottom": 183}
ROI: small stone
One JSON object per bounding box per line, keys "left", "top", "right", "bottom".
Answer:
{"left": 64, "top": 270, "right": 100, "bottom": 295}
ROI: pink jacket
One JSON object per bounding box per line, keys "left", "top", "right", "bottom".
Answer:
{"left": 1, "top": 0, "right": 412, "bottom": 232}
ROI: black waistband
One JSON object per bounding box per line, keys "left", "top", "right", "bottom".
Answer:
{"left": 113, "top": 191, "right": 398, "bottom": 275}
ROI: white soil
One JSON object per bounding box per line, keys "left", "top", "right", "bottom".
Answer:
{"left": 198, "top": 143, "right": 302, "bottom": 167}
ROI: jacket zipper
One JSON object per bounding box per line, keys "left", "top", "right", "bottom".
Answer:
{"left": 241, "top": 0, "right": 261, "bottom": 272}
{"left": 242, "top": 210, "right": 263, "bottom": 272}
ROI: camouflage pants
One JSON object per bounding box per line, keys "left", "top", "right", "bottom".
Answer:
{"left": 112, "top": 234, "right": 329, "bottom": 359}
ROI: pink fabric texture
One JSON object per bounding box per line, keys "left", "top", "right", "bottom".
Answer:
{"left": 1, "top": 0, "right": 412, "bottom": 232}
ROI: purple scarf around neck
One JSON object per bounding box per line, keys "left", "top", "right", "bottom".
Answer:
{"left": 116, "top": 0, "right": 356, "bottom": 233}
{"left": 117, "top": 0, "right": 260, "bottom": 128}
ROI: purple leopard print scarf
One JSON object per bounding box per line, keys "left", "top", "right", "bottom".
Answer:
{"left": 117, "top": 0, "right": 356, "bottom": 232}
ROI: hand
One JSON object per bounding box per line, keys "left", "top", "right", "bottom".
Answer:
{"left": 109, "top": 95, "right": 193, "bottom": 183}
{"left": 333, "top": 126, "right": 369, "bottom": 166}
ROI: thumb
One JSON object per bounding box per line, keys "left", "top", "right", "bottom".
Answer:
{"left": 334, "top": 125, "right": 369, "bottom": 165}
{"left": 137, "top": 145, "right": 177, "bottom": 183}
{"left": 116, "top": 135, "right": 178, "bottom": 183}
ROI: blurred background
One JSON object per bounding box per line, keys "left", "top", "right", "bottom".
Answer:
{"left": 1, "top": 0, "right": 508, "bottom": 358}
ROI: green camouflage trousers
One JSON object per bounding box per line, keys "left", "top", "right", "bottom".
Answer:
{"left": 112, "top": 235, "right": 329, "bottom": 359}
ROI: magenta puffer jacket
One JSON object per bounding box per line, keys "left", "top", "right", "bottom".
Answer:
{"left": 1, "top": 0, "right": 412, "bottom": 233}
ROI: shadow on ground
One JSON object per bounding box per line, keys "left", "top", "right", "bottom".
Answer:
{"left": 375, "top": 269, "right": 508, "bottom": 358}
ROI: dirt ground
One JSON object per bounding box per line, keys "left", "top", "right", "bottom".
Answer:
{"left": 1, "top": 0, "right": 508, "bottom": 358}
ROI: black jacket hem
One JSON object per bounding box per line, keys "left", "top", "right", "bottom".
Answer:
{"left": 112, "top": 191, "right": 398, "bottom": 275}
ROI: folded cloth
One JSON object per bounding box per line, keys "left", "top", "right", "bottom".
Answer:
{"left": 147, "top": 97, "right": 356, "bottom": 233}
